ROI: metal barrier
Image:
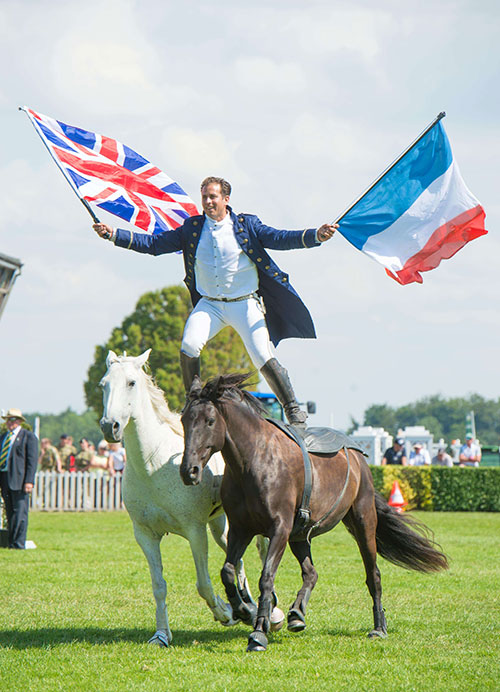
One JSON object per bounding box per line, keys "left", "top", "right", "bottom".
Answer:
{"left": 30, "top": 471, "right": 124, "bottom": 511}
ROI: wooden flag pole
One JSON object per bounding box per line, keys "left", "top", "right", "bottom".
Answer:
{"left": 333, "top": 111, "right": 446, "bottom": 224}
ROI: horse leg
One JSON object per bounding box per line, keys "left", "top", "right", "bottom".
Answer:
{"left": 220, "top": 529, "right": 256, "bottom": 627}
{"left": 286, "top": 539, "right": 318, "bottom": 633}
{"left": 186, "top": 525, "right": 237, "bottom": 626}
{"left": 247, "top": 530, "right": 289, "bottom": 652}
{"left": 255, "top": 534, "right": 284, "bottom": 632}
{"left": 132, "top": 522, "right": 172, "bottom": 647}
{"left": 343, "top": 498, "right": 387, "bottom": 639}
{"left": 208, "top": 514, "right": 257, "bottom": 610}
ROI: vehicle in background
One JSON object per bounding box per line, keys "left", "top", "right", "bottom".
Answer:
{"left": 251, "top": 392, "right": 316, "bottom": 422}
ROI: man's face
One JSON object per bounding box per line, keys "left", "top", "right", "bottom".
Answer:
{"left": 201, "top": 183, "right": 229, "bottom": 221}
{"left": 5, "top": 417, "right": 21, "bottom": 432}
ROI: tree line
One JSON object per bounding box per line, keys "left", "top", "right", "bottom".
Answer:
{"left": 348, "top": 394, "right": 500, "bottom": 445}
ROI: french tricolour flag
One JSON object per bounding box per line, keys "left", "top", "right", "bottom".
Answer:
{"left": 338, "top": 115, "right": 487, "bottom": 285}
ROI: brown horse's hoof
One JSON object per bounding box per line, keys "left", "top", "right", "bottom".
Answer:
{"left": 247, "top": 631, "right": 268, "bottom": 652}
{"left": 287, "top": 608, "right": 306, "bottom": 632}
{"left": 368, "top": 628, "right": 387, "bottom": 639}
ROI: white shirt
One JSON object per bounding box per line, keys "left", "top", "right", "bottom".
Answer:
{"left": 460, "top": 442, "right": 480, "bottom": 460}
{"left": 194, "top": 214, "right": 258, "bottom": 299}
{"left": 409, "top": 449, "right": 431, "bottom": 466}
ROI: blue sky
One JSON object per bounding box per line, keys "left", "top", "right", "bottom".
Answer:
{"left": 1, "top": 0, "right": 498, "bottom": 430}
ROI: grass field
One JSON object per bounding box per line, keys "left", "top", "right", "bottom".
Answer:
{"left": 0, "top": 511, "right": 498, "bottom": 691}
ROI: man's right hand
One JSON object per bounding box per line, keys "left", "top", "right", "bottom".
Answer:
{"left": 93, "top": 223, "right": 114, "bottom": 240}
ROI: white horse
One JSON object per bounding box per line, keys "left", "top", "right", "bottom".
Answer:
{"left": 99, "top": 349, "right": 272, "bottom": 646}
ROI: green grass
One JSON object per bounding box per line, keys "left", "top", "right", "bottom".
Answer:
{"left": 0, "top": 511, "right": 499, "bottom": 691}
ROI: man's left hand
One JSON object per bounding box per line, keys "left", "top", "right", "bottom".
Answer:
{"left": 317, "top": 223, "right": 338, "bottom": 242}
{"left": 24, "top": 483, "right": 33, "bottom": 494}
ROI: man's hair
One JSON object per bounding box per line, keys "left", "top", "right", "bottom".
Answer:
{"left": 200, "top": 176, "right": 231, "bottom": 197}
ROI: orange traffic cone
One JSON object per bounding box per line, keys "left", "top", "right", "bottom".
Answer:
{"left": 388, "top": 480, "right": 407, "bottom": 513}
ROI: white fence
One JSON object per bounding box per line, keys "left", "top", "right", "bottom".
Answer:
{"left": 30, "top": 471, "right": 124, "bottom": 512}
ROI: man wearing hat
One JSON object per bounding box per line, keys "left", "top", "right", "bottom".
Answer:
{"left": 0, "top": 409, "right": 38, "bottom": 549}
{"left": 459, "top": 434, "right": 482, "bottom": 467}
{"left": 408, "top": 442, "right": 431, "bottom": 466}
{"left": 381, "top": 438, "right": 408, "bottom": 466}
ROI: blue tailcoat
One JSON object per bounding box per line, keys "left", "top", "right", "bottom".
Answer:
{"left": 114, "top": 207, "right": 321, "bottom": 346}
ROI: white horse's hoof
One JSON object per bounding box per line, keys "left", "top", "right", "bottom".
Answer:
{"left": 148, "top": 630, "right": 171, "bottom": 647}
{"left": 220, "top": 614, "right": 242, "bottom": 627}
{"left": 270, "top": 607, "right": 285, "bottom": 632}
{"left": 211, "top": 596, "right": 236, "bottom": 625}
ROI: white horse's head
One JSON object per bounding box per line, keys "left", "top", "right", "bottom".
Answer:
{"left": 99, "top": 349, "right": 151, "bottom": 442}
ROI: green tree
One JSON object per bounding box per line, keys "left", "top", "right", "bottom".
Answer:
{"left": 358, "top": 394, "right": 500, "bottom": 445}
{"left": 84, "top": 284, "right": 254, "bottom": 416}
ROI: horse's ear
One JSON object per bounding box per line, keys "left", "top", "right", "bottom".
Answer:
{"left": 189, "top": 375, "right": 203, "bottom": 397}
{"left": 136, "top": 348, "right": 152, "bottom": 369}
{"left": 106, "top": 350, "right": 120, "bottom": 367}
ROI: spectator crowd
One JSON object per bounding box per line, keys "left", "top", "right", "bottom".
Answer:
{"left": 37, "top": 434, "right": 127, "bottom": 476}
{"left": 381, "top": 436, "right": 482, "bottom": 467}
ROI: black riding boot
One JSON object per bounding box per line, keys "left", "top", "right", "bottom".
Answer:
{"left": 260, "top": 358, "right": 307, "bottom": 432}
{"left": 180, "top": 351, "right": 201, "bottom": 393}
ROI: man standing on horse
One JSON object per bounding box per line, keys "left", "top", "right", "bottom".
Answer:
{"left": 93, "top": 176, "right": 336, "bottom": 430}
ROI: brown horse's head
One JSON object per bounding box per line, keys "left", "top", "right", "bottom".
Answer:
{"left": 180, "top": 372, "right": 260, "bottom": 485}
{"left": 180, "top": 375, "right": 227, "bottom": 485}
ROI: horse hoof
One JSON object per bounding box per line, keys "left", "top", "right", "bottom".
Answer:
{"left": 287, "top": 619, "right": 306, "bottom": 633}
{"left": 270, "top": 607, "right": 285, "bottom": 632}
{"left": 246, "top": 631, "right": 268, "bottom": 652}
{"left": 368, "top": 628, "right": 387, "bottom": 640}
{"left": 287, "top": 608, "right": 306, "bottom": 632}
{"left": 148, "top": 630, "right": 171, "bottom": 647}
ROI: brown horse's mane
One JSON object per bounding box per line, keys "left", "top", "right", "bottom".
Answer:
{"left": 200, "top": 372, "right": 265, "bottom": 417}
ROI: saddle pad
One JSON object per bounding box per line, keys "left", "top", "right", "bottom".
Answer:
{"left": 266, "top": 419, "right": 367, "bottom": 456}
{"left": 304, "top": 427, "right": 367, "bottom": 456}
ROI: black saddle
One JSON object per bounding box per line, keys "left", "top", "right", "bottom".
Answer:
{"left": 266, "top": 419, "right": 367, "bottom": 457}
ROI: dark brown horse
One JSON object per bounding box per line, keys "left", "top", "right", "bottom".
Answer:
{"left": 180, "top": 373, "right": 448, "bottom": 652}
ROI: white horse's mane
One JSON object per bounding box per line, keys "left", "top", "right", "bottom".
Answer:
{"left": 143, "top": 370, "right": 184, "bottom": 436}
{"left": 114, "top": 353, "right": 183, "bottom": 437}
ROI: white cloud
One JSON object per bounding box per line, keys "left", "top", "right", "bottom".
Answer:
{"left": 285, "top": 8, "right": 391, "bottom": 60}
{"left": 234, "top": 57, "right": 306, "bottom": 94}
{"left": 159, "top": 126, "right": 249, "bottom": 185}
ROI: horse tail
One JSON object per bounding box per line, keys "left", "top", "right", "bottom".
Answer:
{"left": 373, "top": 492, "right": 449, "bottom": 572}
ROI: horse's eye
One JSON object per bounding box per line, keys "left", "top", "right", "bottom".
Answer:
{"left": 128, "top": 380, "right": 136, "bottom": 388}
{"left": 207, "top": 417, "right": 215, "bottom": 427}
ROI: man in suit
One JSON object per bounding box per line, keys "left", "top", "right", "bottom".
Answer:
{"left": 0, "top": 408, "right": 38, "bottom": 549}
{"left": 93, "top": 176, "right": 337, "bottom": 430}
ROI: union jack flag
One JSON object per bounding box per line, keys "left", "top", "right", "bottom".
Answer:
{"left": 21, "top": 107, "right": 198, "bottom": 233}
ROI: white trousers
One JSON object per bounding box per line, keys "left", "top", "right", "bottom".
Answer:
{"left": 181, "top": 296, "right": 274, "bottom": 369}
